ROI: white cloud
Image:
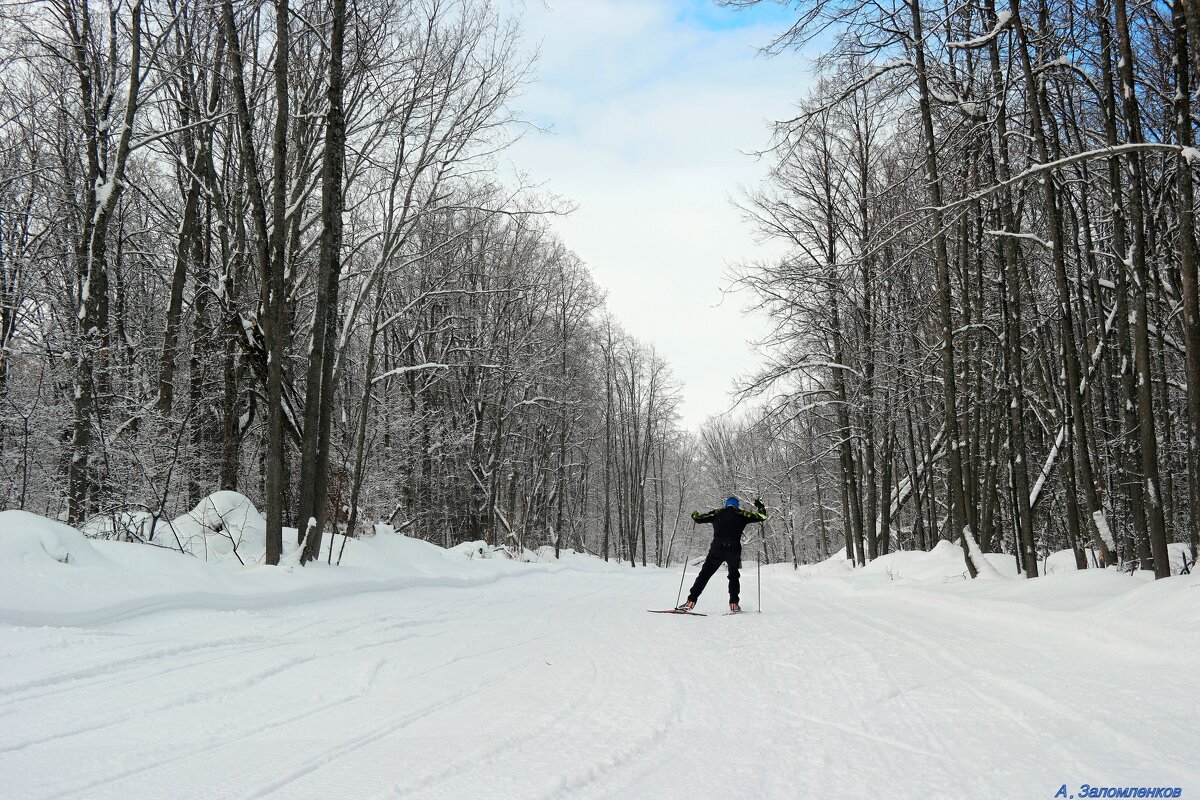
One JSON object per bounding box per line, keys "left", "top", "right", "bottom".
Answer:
{"left": 502, "top": 0, "right": 810, "bottom": 428}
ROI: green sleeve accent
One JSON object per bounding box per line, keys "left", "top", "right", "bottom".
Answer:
{"left": 692, "top": 509, "right": 719, "bottom": 523}
{"left": 738, "top": 506, "right": 768, "bottom": 522}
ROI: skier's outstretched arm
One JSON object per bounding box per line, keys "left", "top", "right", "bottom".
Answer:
{"left": 691, "top": 508, "right": 719, "bottom": 524}
{"left": 739, "top": 497, "right": 769, "bottom": 522}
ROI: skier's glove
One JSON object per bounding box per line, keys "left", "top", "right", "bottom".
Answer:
{"left": 690, "top": 510, "right": 701, "bottom": 522}
{"left": 753, "top": 498, "right": 765, "bottom": 512}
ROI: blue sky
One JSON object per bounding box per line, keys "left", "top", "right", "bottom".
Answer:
{"left": 504, "top": 0, "right": 811, "bottom": 428}
{"left": 671, "top": 0, "right": 799, "bottom": 31}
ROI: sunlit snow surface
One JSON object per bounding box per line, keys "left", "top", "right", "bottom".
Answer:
{"left": 1, "top": 506, "right": 1197, "bottom": 799}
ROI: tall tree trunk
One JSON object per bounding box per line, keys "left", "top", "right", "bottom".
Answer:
{"left": 159, "top": 152, "right": 200, "bottom": 416}
{"left": 1009, "top": 0, "right": 1113, "bottom": 566}
{"left": 263, "top": 0, "right": 291, "bottom": 565}
{"left": 908, "top": 0, "right": 976, "bottom": 574}
{"left": 1095, "top": 0, "right": 1151, "bottom": 567}
{"left": 1172, "top": 0, "right": 1200, "bottom": 565}
{"left": 1111, "top": 0, "right": 1172, "bottom": 577}
{"left": 67, "top": 0, "right": 143, "bottom": 523}
{"left": 300, "top": 0, "right": 348, "bottom": 564}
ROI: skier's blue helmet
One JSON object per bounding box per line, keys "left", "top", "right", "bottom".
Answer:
{"left": 724, "top": 496, "right": 740, "bottom": 509}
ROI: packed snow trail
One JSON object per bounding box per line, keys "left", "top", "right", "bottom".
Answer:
{"left": 2, "top": 565, "right": 1196, "bottom": 799}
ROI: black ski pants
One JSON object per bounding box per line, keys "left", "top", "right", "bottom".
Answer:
{"left": 688, "top": 541, "right": 741, "bottom": 604}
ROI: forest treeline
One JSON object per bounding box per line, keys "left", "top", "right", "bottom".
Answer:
{"left": 0, "top": 0, "right": 731, "bottom": 566}
{"left": 722, "top": 0, "right": 1200, "bottom": 578}
{"left": 3, "top": 0, "right": 1197, "bottom": 579}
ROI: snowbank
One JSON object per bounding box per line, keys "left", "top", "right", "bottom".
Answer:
{"left": 0, "top": 494, "right": 626, "bottom": 628}
{"left": 2, "top": 494, "right": 1193, "bottom": 633}
{"left": 445, "top": 539, "right": 620, "bottom": 572}
{"left": 789, "top": 538, "right": 1199, "bottom": 635}
{"left": 795, "top": 539, "right": 1020, "bottom": 582}
{"left": 811, "top": 539, "right": 1193, "bottom": 584}
{"left": 0, "top": 511, "right": 107, "bottom": 568}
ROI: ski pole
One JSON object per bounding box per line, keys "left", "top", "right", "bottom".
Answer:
{"left": 675, "top": 532, "right": 693, "bottom": 608}
{"left": 758, "top": 521, "right": 766, "bottom": 614}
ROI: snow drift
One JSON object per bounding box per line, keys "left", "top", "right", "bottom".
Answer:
{"left": 0, "top": 493, "right": 621, "bottom": 627}
{"left": 0, "top": 494, "right": 1195, "bottom": 633}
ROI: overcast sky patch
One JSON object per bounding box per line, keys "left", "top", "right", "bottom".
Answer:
{"left": 504, "top": 0, "right": 810, "bottom": 429}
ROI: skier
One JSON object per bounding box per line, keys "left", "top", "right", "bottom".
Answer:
{"left": 677, "top": 496, "right": 767, "bottom": 613}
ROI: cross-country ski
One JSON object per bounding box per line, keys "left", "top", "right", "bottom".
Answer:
{"left": 647, "top": 609, "right": 709, "bottom": 616}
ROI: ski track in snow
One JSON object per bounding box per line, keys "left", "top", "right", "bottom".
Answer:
{"left": 2, "top": 568, "right": 1196, "bottom": 799}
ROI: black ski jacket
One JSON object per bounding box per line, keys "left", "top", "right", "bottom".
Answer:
{"left": 691, "top": 500, "right": 768, "bottom": 547}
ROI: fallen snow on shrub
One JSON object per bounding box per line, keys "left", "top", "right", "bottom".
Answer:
{"left": 0, "top": 511, "right": 105, "bottom": 568}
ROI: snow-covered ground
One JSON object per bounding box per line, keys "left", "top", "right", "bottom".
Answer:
{"left": 1, "top": 503, "right": 1198, "bottom": 799}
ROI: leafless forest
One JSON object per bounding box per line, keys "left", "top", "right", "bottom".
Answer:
{"left": 722, "top": 0, "right": 1200, "bottom": 579}
{"left": 0, "top": 0, "right": 1196, "bottom": 578}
